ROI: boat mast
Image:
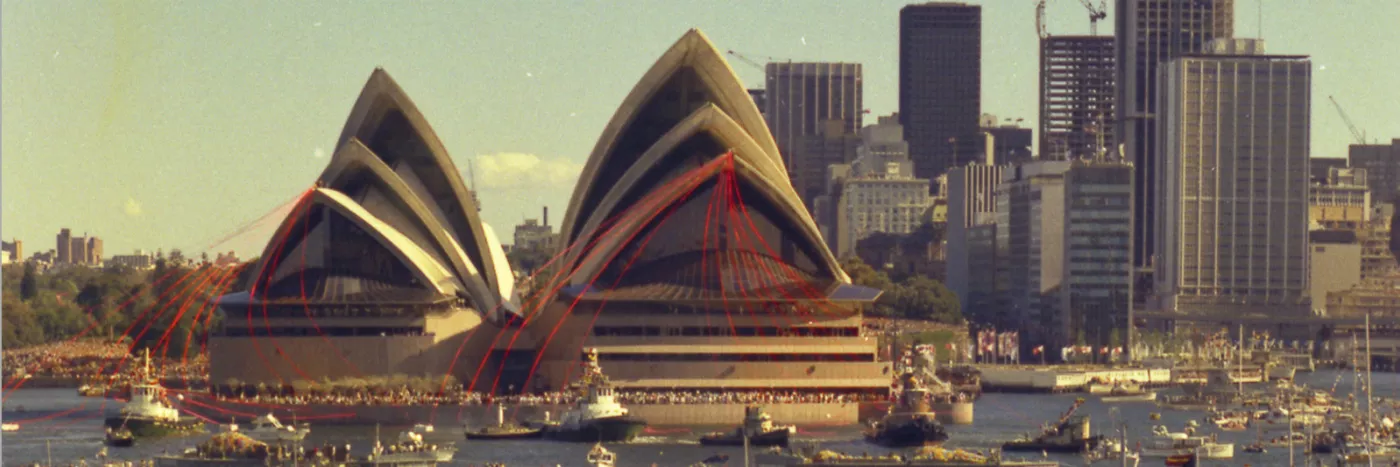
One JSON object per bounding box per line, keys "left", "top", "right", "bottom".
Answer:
{"left": 1365, "top": 312, "right": 1374, "bottom": 464}
{"left": 1237, "top": 323, "right": 1244, "bottom": 397}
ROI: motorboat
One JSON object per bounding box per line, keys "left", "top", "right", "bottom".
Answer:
{"left": 465, "top": 404, "right": 542, "bottom": 440}
{"left": 1138, "top": 425, "right": 1234, "bottom": 459}
{"left": 368, "top": 428, "right": 457, "bottom": 464}
{"left": 105, "top": 426, "right": 135, "bottom": 447}
{"left": 221, "top": 413, "right": 309, "bottom": 443}
{"left": 1099, "top": 383, "right": 1156, "bottom": 403}
{"left": 587, "top": 443, "right": 616, "bottom": 467}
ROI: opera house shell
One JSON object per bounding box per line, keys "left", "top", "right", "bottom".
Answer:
{"left": 211, "top": 29, "right": 886, "bottom": 395}
{"left": 529, "top": 29, "right": 886, "bottom": 392}
{"left": 209, "top": 69, "right": 524, "bottom": 386}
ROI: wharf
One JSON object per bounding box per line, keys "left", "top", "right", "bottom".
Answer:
{"left": 975, "top": 365, "right": 1172, "bottom": 393}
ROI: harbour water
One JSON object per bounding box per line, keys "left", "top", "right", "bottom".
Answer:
{"left": 3, "top": 370, "right": 1396, "bottom": 466}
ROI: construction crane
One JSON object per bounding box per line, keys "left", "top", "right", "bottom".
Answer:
{"left": 726, "top": 50, "right": 766, "bottom": 72}
{"left": 1078, "top": 0, "right": 1108, "bottom": 35}
{"left": 466, "top": 158, "right": 481, "bottom": 211}
{"left": 1036, "top": 0, "right": 1048, "bottom": 40}
{"left": 1329, "top": 95, "right": 1368, "bottom": 145}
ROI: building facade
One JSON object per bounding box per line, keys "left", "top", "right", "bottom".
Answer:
{"left": 794, "top": 120, "right": 862, "bottom": 207}
{"left": 1154, "top": 41, "right": 1310, "bottom": 316}
{"left": 945, "top": 163, "right": 1007, "bottom": 318}
{"left": 107, "top": 250, "right": 156, "bottom": 270}
{"left": 1, "top": 239, "right": 22, "bottom": 264}
{"left": 513, "top": 207, "right": 557, "bottom": 252}
{"left": 1116, "top": 0, "right": 1234, "bottom": 269}
{"left": 1309, "top": 230, "right": 1361, "bottom": 316}
{"left": 1349, "top": 139, "right": 1400, "bottom": 203}
{"left": 900, "top": 2, "right": 981, "bottom": 191}
{"left": 1040, "top": 36, "right": 1115, "bottom": 161}
{"left": 981, "top": 117, "right": 1034, "bottom": 166}
{"left": 1310, "top": 168, "right": 1370, "bottom": 231}
{"left": 764, "top": 62, "right": 863, "bottom": 202}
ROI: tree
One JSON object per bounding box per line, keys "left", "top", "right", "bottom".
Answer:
{"left": 20, "top": 262, "right": 38, "bottom": 301}
{"left": 895, "top": 276, "right": 962, "bottom": 324}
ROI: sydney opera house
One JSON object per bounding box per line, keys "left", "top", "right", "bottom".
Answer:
{"left": 211, "top": 29, "right": 887, "bottom": 395}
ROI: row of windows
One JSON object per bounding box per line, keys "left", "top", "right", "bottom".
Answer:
{"left": 591, "top": 326, "right": 859, "bottom": 338}
{"left": 589, "top": 353, "right": 875, "bottom": 362}
{"left": 219, "top": 327, "right": 428, "bottom": 337}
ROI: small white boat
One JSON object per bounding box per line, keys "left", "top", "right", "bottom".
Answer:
{"left": 220, "top": 413, "right": 309, "bottom": 443}
{"left": 1139, "top": 425, "right": 1234, "bottom": 459}
{"left": 369, "top": 427, "right": 457, "bottom": 463}
{"left": 587, "top": 442, "right": 616, "bottom": 467}
{"left": 2, "top": 423, "right": 18, "bottom": 432}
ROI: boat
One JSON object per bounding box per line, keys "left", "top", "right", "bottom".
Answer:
{"left": 102, "top": 349, "right": 205, "bottom": 439}
{"left": 1, "top": 423, "right": 18, "bottom": 432}
{"left": 368, "top": 427, "right": 457, "bottom": 464}
{"left": 536, "top": 348, "right": 647, "bottom": 442}
{"left": 699, "top": 405, "right": 796, "bottom": 447}
{"left": 1002, "top": 398, "right": 1103, "bottom": 453}
{"left": 1157, "top": 394, "right": 1218, "bottom": 411}
{"left": 152, "top": 431, "right": 440, "bottom": 466}
{"left": 587, "top": 443, "right": 616, "bottom": 467}
{"left": 105, "top": 427, "right": 135, "bottom": 447}
{"left": 752, "top": 446, "right": 1061, "bottom": 466}
{"left": 1138, "top": 425, "right": 1234, "bottom": 459}
{"left": 1242, "top": 443, "right": 1266, "bottom": 453}
{"left": 1099, "top": 382, "right": 1156, "bottom": 403}
{"left": 465, "top": 404, "right": 542, "bottom": 440}
{"left": 864, "top": 371, "right": 950, "bottom": 448}
{"left": 220, "top": 413, "right": 309, "bottom": 443}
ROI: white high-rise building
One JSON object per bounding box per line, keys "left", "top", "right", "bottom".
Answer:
{"left": 1155, "top": 39, "right": 1311, "bottom": 316}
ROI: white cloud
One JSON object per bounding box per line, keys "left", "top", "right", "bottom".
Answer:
{"left": 123, "top": 197, "right": 143, "bottom": 217}
{"left": 313, "top": 147, "right": 326, "bottom": 159}
{"left": 472, "top": 153, "right": 581, "bottom": 191}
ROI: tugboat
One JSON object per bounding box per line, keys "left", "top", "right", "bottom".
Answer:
{"left": 105, "top": 426, "right": 136, "bottom": 447}
{"left": 465, "top": 404, "right": 543, "bottom": 440}
{"left": 864, "top": 371, "right": 950, "bottom": 448}
{"left": 699, "top": 405, "right": 796, "bottom": 447}
{"left": 102, "top": 349, "right": 204, "bottom": 439}
{"left": 537, "top": 348, "right": 647, "bottom": 442}
{"left": 1002, "top": 398, "right": 1103, "bottom": 453}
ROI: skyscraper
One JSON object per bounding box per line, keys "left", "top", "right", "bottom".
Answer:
{"left": 1116, "top": 0, "right": 1234, "bottom": 270}
{"left": 1155, "top": 40, "right": 1310, "bottom": 316}
{"left": 1039, "top": 36, "right": 1115, "bottom": 161}
{"left": 764, "top": 62, "right": 863, "bottom": 197}
{"left": 900, "top": 3, "right": 981, "bottom": 191}
{"left": 945, "top": 163, "right": 1007, "bottom": 318}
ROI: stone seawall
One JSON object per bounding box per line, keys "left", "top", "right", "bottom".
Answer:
{"left": 191, "top": 399, "right": 973, "bottom": 427}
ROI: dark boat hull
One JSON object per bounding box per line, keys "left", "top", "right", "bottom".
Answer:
{"left": 542, "top": 415, "right": 647, "bottom": 442}
{"left": 104, "top": 416, "right": 204, "bottom": 439}
{"left": 464, "top": 427, "right": 543, "bottom": 440}
{"left": 864, "top": 421, "right": 949, "bottom": 448}
{"left": 699, "top": 429, "right": 791, "bottom": 447}
{"left": 105, "top": 436, "right": 136, "bottom": 448}
{"left": 1002, "top": 436, "right": 1102, "bottom": 453}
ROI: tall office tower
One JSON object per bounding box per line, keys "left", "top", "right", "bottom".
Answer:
{"left": 1116, "top": 0, "right": 1233, "bottom": 270}
{"left": 56, "top": 228, "right": 72, "bottom": 264}
{"left": 945, "top": 163, "right": 1007, "bottom": 319}
{"left": 992, "top": 160, "right": 1133, "bottom": 355}
{"left": 1349, "top": 139, "right": 1400, "bottom": 202}
{"left": 1039, "top": 36, "right": 1116, "bottom": 161}
{"left": 764, "top": 62, "right": 863, "bottom": 182}
{"left": 86, "top": 237, "right": 103, "bottom": 266}
{"left": 1155, "top": 39, "right": 1310, "bottom": 317}
{"left": 900, "top": 3, "right": 981, "bottom": 191}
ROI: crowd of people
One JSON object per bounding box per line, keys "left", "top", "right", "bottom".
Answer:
{"left": 1, "top": 340, "right": 208, "bottom": 387}
{"left": 204, "top": 385, "right": 885, "bottom": 407}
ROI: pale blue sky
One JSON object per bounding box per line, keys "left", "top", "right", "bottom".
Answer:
{"left": 3, "top": 0, "right": 1396, "bottom": 257}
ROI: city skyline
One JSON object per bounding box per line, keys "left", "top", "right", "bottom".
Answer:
{"left": 3, "top": 0, "right": 1397, "bottom": 257}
